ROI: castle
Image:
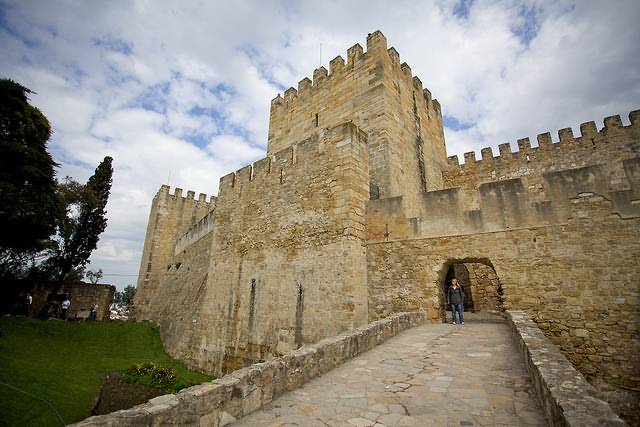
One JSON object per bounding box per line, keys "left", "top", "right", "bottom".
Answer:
{"left": 133, "top": 31, "right": 639, "bottom": 415}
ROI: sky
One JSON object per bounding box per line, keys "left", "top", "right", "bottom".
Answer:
{"left": 1, "top": 0, "right": 639, "bottom": 290}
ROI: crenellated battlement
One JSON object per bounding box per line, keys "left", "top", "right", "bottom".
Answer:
{"left": 268, "top": 30, "right": 447, "bottom": 201}
{"left": 157, "top": 184, "right": 216, "bottom": 206}
{"left": 220, "top": 122, "right": 368, "bottom": 201}
{"left": 446, "top": 111, "right": 640, "bottom": 169}
{"left": 217, "top": 143, "right": 295, "bottom": 198}
{"left": 269, "top": 31, "right": 440, "bottom": 118}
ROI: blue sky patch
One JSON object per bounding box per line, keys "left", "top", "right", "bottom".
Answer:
{"left": 93, "top": 35, "right": 133, "bottom": 55}
{"left": 443, "top": 115, "right": 474, "bottom": 131}
{"left": 0, "top": 5, "right": 38, "bottom": 49}
{"left": 452, "top": 0, "right": 474, "bottom": 19}
{"left": 512, "top": 5, "right": 541, "bottom": 46}
{"left": 126, "top": 82, "right": 170, "bottom": 113}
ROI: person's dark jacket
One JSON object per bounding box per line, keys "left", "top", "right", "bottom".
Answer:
{"left": 448, "top": 285, "right": 465, "bottom": 305}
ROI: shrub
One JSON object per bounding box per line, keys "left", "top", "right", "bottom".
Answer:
{"left": 120, "top": 362, "right": 188, "bottom": 391}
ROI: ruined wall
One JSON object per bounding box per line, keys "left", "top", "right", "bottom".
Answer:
{"left": 27, "top": 282, "right": 115, "bottom": 321}
{"left": 268, "top": 31, "right": 446, "bottom": 215}
{"left": 367, "top": 194, "right": 639, "bottom": 416}
{"left": 133, "top": 186, "right": 215, "bottom": 321}
{"left": 142, "top": 123, "right": 370, "bottom": 376}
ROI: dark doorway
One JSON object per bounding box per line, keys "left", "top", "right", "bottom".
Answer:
{"left": 444, "top": 264, "right": 475, "bottom": 312}
{"left": 442, "top": 261, "right": 504, "bottom": 320}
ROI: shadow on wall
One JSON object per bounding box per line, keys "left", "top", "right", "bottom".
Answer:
{"left": 438, "top": 258, "right": 504, "bottom": 320}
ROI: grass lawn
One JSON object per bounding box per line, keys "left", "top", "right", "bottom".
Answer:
{"left": 0, "top": 316, "right": 211, "bottom": 426}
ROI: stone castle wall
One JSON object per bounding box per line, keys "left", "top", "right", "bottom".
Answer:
{"left": 367, "top": 193, "right": 639, "bottom": 398}
{"left": 365, "top": 113, "right": 640, "bottom": 409}
{"left": 133, "top": 31, "right": 639, "bottom": 422}
{"left": 367, "top": 114, "right": 640, "bottom": 242}
{"left": 135, "top": 123, "right": 370, "bottom": 376}
{"left": 133, "top": 186, "right": 215, "bottom": 321}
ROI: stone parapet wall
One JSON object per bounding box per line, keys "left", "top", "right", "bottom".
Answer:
{"left": 174, "top": 210, "right": 216, "bottom": 255}
{"left": 506, "top": 310, "right": 625, "bottom": 426}
{"left": 444, "top": 111, "right": 639, "bottom": 195}
{"left": 70, "top": 312, "right": 424, "bottom": 427}
{"left": 368, "top": 111, "right": 639, "bottom": 243}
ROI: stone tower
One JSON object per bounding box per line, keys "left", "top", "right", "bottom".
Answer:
{"left": 269, "top": 31, "right": 447, "bottom": 215}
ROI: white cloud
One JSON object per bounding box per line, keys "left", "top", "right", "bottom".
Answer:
{"left": 207, "top": 134, "right": 264, "bottom": 164}
{"left": 1, "top": 0, "right": 638, "bottom": 289}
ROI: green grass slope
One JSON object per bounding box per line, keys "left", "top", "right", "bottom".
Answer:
{"left": 0, "top": 316, "right": 211, "bottom": 426}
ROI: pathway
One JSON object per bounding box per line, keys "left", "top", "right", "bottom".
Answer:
{"left": 232, "top": 319, "right": 547, "bottom": 427}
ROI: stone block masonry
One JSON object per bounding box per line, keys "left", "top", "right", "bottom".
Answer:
{"left": 134, "top": 122, "right": 372, "bottom": 376}
{"left": 507, "top": 310, "right": 624, "bottom": 426}
{"left": 133, "top": 186, "right": 215, "bottom": 322}
{"left": 366, "top": 193, "right": 640, "bottom": 412}
{"left": 27, "top": 281, "right": 114, "bottom": 321}
{"left": 69, "top": 312, "right": 424, "bottom": 427}
{"left": 269, "top": 30, "right": 447, "bottom": 213}
{"left": 133, "top": 31, "right": 639, "bottom": 423}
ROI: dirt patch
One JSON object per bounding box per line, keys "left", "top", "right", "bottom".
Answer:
{"left": 91, "top": 372, "right": 168, "bottom": 415}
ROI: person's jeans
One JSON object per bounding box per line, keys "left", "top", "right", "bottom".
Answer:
{"left": 451, "top": 304, "right": 464, "bottom": 323}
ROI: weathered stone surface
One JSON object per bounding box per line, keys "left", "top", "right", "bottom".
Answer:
{"left": 507, "top": 310, "right": 625, "bottom": 426}
{"left": 131, "top": 30, "right": 639, "bottom": 423}
{"left": 236, "top": 321, "right": 548, "bottom": 427}
{"left": 69, "top": 312, "right": 424, "bottom": 426}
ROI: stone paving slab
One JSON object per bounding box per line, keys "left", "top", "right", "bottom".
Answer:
{"left": 232, "top": 321, "right": 547, "bottom": 427}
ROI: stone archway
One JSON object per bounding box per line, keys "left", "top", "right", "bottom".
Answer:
{"left": 437, "top": 258, "right": 504, "bottom": 322}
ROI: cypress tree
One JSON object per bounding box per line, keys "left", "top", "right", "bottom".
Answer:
{"left": 49, "top": 156, "right": 113, "bottom": 281}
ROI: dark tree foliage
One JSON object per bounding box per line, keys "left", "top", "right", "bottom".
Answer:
{"left": 46, "top": 157, "right": 113, "bottom": 281}
{"left": 122, "top": 285, "right": 136, "bottom": 305}
{"left": 0, "top": 79, "right": 61, "bottom": 277}
{"left": 113, "top": 285, "right": 135, "bottom": 305}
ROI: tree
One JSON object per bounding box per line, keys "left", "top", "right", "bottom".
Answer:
{"left": 0, "top": 79, "right": 60, "bottom": 278}
{"left": 45, "top": 157, "right": 113, "bottom": 281}
{"left": 86, "top": 269, "right": 103, "bottom": 284}
{"left": 121, "top": 285, "right": 136, "bottom": 305}
{"left": 113, "top": 290, "right": 122, "bottom": 304}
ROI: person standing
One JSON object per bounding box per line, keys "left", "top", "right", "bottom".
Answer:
{"left": 26, "top": 293, "right": 32, "bottom": 316}
{"left": 448, "top": 278, "right": 465, "bottom": 325}
{"left": 61, "top": 298, "right": 71, "bottom": 320}
{"left": 88, "top": 303, "right": 98, "bottom": 321}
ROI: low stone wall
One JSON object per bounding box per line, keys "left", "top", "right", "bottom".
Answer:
{"left": 506, "top": 310, "right": 625, "bottom": 426}
{"left": 71, "top": 312, "right": 424, "bottom": 426}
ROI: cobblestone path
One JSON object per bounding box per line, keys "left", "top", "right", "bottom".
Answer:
{"left": 233, "top": 321, "right": 547, "bottom": 427}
